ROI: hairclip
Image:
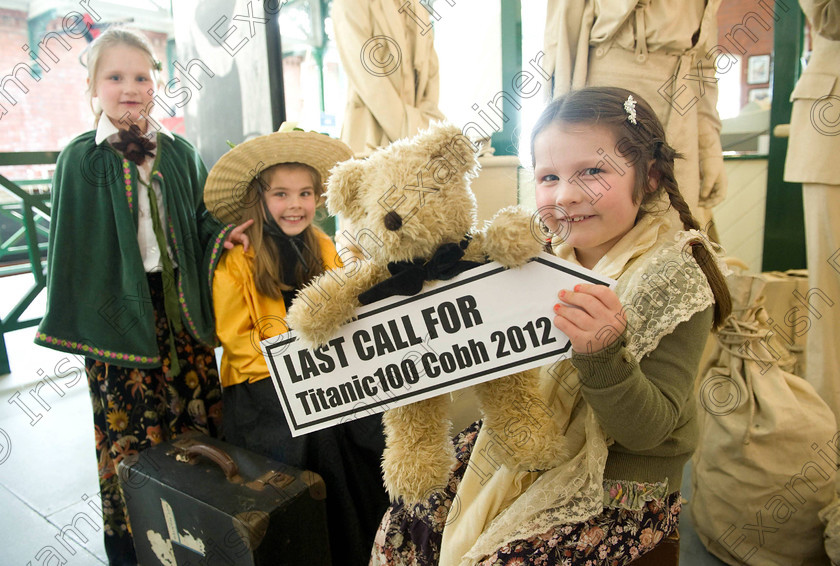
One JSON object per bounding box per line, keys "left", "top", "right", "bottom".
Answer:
{"left": 153, "top": 59, "right": 163, "bottom": 72}
{"left": 624, "top": 95, "right": 637, "bottom": 125}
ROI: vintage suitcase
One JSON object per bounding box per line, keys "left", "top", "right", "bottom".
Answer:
{"left": 117, "top": 432, "right": 331, "bottom": 565}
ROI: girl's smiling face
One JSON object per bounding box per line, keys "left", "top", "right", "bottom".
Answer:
{"left": 534, "top": 122, "right": 653, "bottom": 269}
{"left": 262, "top": 165, "right": 318, "bottom": 236}
{"left": 91, "top": 43, "right": 155, "bottom": 132}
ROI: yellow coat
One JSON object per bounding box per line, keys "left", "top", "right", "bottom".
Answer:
{"left": 213, "top": 230, "right": 341, "bottom": 387}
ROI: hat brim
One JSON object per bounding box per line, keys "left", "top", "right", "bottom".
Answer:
{"left": 204, "top": 130, "right": 353, "bottom": 224}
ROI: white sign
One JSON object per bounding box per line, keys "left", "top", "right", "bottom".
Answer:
{"left": 263, "top": 253, "right": 616, "bottom": 436}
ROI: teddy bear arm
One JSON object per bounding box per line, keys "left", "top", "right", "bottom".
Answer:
{"left": 462, "top": 230, "right": 489, "bottom": 264}
{"left": 286, "top": 262, "right": 389, "bottom": 348}
{"left": 482, "top": 206, "right": 544, "bottom": 268}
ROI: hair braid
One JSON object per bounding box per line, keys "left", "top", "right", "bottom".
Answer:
{"left": 662, "top": 183, "right": 731, "bottom": 327}
{"left": 648, "top": 140, "right": 682, "bottom": 202}
{"left": 662, "top": 181, "right": 701, "bottom": 231}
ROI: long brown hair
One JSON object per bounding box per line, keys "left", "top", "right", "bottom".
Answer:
{"left": 238, "top": 163, "right": 327, "bottom": 300}
{"left": 531, "top": 86, "right": 731, "bottom": 328}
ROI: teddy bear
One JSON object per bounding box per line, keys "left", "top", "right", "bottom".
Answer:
{"left": 286, "top": 122, "right": 568, "bottom": 502}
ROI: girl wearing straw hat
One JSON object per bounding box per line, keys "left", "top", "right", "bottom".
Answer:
{"left": 205, "top": 126, "right": 389, "bottom": 565}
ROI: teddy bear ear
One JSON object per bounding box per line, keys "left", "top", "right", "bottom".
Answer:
{"left": 421, "top": 121, "right": 479, "bottom": 177}
{"left": 325, "top": 158, "right": 366, "bottom": 218}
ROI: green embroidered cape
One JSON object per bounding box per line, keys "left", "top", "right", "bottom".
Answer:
{"left": 35, "top": 130, "right": 233, "bottom": 368}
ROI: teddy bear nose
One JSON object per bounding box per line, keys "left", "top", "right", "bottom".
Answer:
{"left": 384, "top": 210, "right": 403, "bottom": 231}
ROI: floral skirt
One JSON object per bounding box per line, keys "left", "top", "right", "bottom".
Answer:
{"left": 85, "top": 272, "right": 223, "bottom": 565}
{"left": 370, "top": 421, "right": 681, "bottom": 566}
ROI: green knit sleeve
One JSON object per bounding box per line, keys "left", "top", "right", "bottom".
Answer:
{"left": 571, "top": 305, "right": 713, "bottom": 451}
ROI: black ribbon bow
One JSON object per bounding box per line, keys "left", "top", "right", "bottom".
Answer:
{"left": 112, "top": 124, "right": 156, "bottom": 166}
{"left": 358, "top": 237, "right": 483, "bottom": 305}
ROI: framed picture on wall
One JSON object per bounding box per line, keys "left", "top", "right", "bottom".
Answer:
{"left": 748, "top": 88, "right": 771, "bottom": 103}
{"left": 747, "top": 55, "right": 771, "bottom": 84}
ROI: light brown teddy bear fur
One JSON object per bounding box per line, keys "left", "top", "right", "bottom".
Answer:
{"left": 286, "top": 122, "right": 569, "bottom": 502}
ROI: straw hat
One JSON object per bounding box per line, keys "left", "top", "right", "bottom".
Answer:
{"left": 204, "top": 125, "right": 353, "bottom": 224}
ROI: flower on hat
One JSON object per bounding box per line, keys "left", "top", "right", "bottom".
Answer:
{"left": 278, "top": 121, "right": 302, "bottom": 132}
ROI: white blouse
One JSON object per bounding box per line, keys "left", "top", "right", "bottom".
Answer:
{"left": 95, "top": 117, "right": 178, "bottom": 273}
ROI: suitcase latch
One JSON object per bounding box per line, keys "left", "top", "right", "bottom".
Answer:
{"left": 246, "top": 470, "right": 294, "bottom": 492}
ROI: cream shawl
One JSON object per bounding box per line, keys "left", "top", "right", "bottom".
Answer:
{"left": 439, "top": 213, "right": 722, "bottom": 565}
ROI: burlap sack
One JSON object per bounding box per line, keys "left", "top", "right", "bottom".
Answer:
{"left": 692, "top": 273, "right": 836, "bottom": 566}
{"left": 759, "top": 269, "right": 809, "bottom": 378}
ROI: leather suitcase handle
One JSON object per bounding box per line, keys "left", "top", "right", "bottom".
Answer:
{"left": 182, "top": 443, "right": 239, "bottom": 480}
{"left": 170, "top": 434, "right": 296, "bottom": 491}
{"left": 172, "top": 438, "right": 240, "bottom": 481}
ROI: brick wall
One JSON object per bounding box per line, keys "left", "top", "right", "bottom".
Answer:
{"left": 0, "top": 7, "right": 169, "bottom": 160}
{"left": 0, "top": 8, "right": 172, "bottom": 184}
{"left": 716, "top": 0, "right": 782, "bottom": 108}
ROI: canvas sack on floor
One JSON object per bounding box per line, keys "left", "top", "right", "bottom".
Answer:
{"left": 692, "top": 273, "right": 836, "bottom": 566}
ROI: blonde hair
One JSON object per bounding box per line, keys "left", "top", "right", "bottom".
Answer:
{"left": 85, "top": 27, "right": 161, "bottom": 127}
{"left": 237, "top": 163, "right": 327, "bottom": 300}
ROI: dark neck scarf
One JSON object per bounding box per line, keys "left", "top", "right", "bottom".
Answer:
{"left": 112, "top": 124, "right": 156, "bottom": 166}
{"left": 263, "top": 207, "right": 309, "bottom": 309}
{"left": 358, "top": 236, "right": 483, "bottom": 305}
